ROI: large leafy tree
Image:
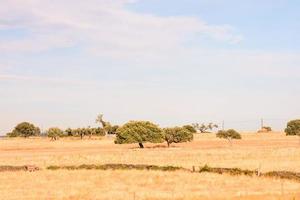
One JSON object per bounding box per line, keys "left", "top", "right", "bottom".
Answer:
{"left": 163, "top": 127, "right": 193, "bottom": 147}
{"left": 115, "top": 121, "right": 164, "bottom": 148}
{"left": 285, "top": 119, "right": 300, "bottom": 136}
{"left": 9, "top": 122, "right": 40, "bottom": 138}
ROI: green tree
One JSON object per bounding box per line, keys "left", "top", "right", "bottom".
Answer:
{"left": 182, "top": 125, "right": 197, "bottom": 133}
{"left": 10, "top": 122, "right": 40, "bottom": 138}
{"left": 216, "top": 129, "right": 241, "bottom": 146}
{"left": 115, "top": 121, "right": 164, "bottom": 148}
{"left": 47, "top": 127, "right": 63, "bottom": 140}
{"left": 163, "top": 127, "right": 193, "bottom": 147}
{"left": 65, "top": 128, "right": 74, "bottom": 136}
{"left": 285, "top": 119, "right": 300, "bottom": 136}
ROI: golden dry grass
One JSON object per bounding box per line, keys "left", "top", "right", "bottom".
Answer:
{"left": 0, "top": 132, "right": 300, "bottom": 199}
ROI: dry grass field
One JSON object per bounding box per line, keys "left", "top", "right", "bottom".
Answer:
{"left": 0, "top": 132, "right": 300, "bottom": 200}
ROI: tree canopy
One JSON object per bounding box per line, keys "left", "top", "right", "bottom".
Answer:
{"left": 47, "top": 127, "right": 63, "bottom": 140}
{"left": 285, "top": 119, "right": 300, "bottom": 136}
{"left": 115, "top": 121, "right": 164, "bottom": 148}
{"left": 163, "top": 127, "right": 193, "bottom": 147}
{"left": 7, "top": 122, "right": 40, "bottom": 138}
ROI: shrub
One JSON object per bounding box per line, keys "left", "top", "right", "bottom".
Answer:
{"left": 163, "top": 127, "right": 193, "bottom": 147}
{"left": 115, "top": 121, "right": 164, "bottom": 148}
{"left": 9, "top": 122, "right": 40, "bottom": 138}
{"left": 47, "top": 127, "right": 63, "bottom": 140}
{"left": 182, "top": 125, "right": 197, "bottom": 133}
{"left": 6, "top": 132, "right": 18, "bottom": 137}
{"left": 285, "top": 119, "right": 300, "bottom": 136}
{"left": 216, "top": 129, "right": 241, "bottom": 145}
{"left": 258, "top": 126, "right": 272, "bottom": 133}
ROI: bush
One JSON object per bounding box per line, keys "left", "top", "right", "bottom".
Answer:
{"left": 163, "top": 127, "right": 193, "bottom": 147}
{"left": 285, "top": 119, "right": 300, "bottom": 136}
{"left": 47, "top": 127, "right": 63, "bottom": 140}
{"left": 8, "top": 122, "right": 40, "bottom": 138}
{"left": 115, "top": 121, "right": 164, "bottom": 148}
{"left": 216, "top": 129, "right": 241, "bottom": 145}
{"left": 6, "top": 132, "right": 18, "bottom": 137}
{"left": 258, "top": 126, "right": 272, "bottom": 133}
{"left": 182, "top": 125, "right": 197, "bottom": 133}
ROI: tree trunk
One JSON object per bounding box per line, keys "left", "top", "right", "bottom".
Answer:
{"left": 227, "top": 137, "right": 232, "bottom": 147}
{"left": 167, "top": 141, "right": 170, "bottom": 147}
{"left": 138, "top": 143, "right": 144, "bottom": 148}
{"left": 101, "top": 121, "right": 107, "bottom": 135}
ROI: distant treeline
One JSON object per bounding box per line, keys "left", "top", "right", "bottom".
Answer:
{"left": 5, "top": 114, "right": 300, "bottom": 148}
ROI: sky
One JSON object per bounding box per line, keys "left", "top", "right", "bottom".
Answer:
{"left": 0, "top": 0, "right": 299, "bottom": 134}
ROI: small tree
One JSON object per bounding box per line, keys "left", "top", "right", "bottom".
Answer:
{"left": 96, "top": 114, "right": 108, "bottom": 134}
{"left": 115, "top": 121, "right": 164, "bottom": 148}
{"left": 163, "top": 127, "right": 193, "bottom": 147}
{"left": 10, "top": 122, "right": 40, "bottom": 138}
{"left": 216, "top": 129, "right": 241, "bottom": 146}
{"left": 285, "top": 119, "right": 300, "bottom": 136}
{"left": 47, "top": 127, "right": 63, "bottom": 140}
{"left": 182, "top": 125, "right": 197, "bottom": 133}
{"left": 65, "top": 128, "right": 74, "bottom": 136}
{"left": 192, "top": 123, "right": 218, "bottom": 133}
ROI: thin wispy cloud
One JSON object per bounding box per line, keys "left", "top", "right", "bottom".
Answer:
{"left": 0, "top": 0, "right": 243, "bottom": 57}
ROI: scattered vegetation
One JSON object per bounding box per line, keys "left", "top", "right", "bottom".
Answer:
{"left": 6, "top": 122, "right": 40, "bottom": 138}
{"left": 47, "top": 163, "right": 184, "bottom": 171}
{"left": 115, "top": 121, "right": 164, "bottom": 148}
{"left": 285, "top": 119, "right": 300, "bottom": 136}
{"left": 0, "top": 165, "right": 39, "bottom": 172}
{"left": 163, "top": 127, "right": 193, "bottom": 147}
{"left": 264, "top": 171, "right": 300, "bottom": 182}
{"left": 23, "top": 163, "right": 300, "bottom": 183}
{"left": 198, "top": 165, "right": 255, "bottom": 176}
{"left": 68, "top": 127, "right": 105, "bottom": 139}
{"left": 192, "top": 123, "right": 218, "bottom": 133}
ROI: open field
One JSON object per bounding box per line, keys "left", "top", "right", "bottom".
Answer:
{"left": 1, "top": 133, "right": 300, "bottom": 199}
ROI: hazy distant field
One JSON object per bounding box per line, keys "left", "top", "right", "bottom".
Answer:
{"left": 0, "top": 133, "right": 300, "bottom": 200}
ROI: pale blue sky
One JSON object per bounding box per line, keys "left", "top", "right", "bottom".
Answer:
{"left": 0, "top": 0, "right": 299, "bottom": 134}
